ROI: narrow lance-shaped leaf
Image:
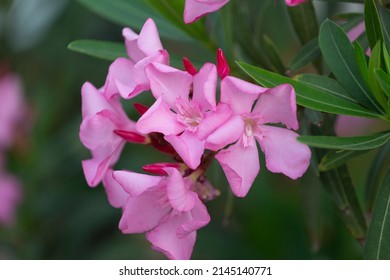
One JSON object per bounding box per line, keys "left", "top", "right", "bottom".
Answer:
{"left": 368, "top": 42, "right": 388, "bottom": 108}
{"left": 237, "top": 61, "right": 384, "bottom": 119}
{"left": 319, "top": 150, "right": 369, "bottom": 171}
{"left": 298, "top": 131, "right": 390, "bottom": 150}
{"left": 354, "top": 41, "right": 369, "bottom": 86}
{"left": 319, "top": 19, "right": 384, "bottom": 114}
{"left": 68, "top": 40, "right": 127, "bottom": 61}
{"left": 288, "top": 38, "right": 320, "bottom": 72}
{"left": 365, "top": 142, "right": 390, "bottom": 212}
{"left": 378, "top": 5, "right": 390, "bottom": 53}
{"left": 364, "top": 0, "right": 384, "bottom": 49}
{"left": 365, "top": 169, "right": 390, "bottom": 259}
{"left": 375, "top": 69, "right": 390, "bottom": 98}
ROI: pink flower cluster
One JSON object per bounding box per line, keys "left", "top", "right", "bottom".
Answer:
{"left": 80, "top": 19, "right": 311, "bottom": 259}
{"left": 0, "top": 73, "right": 24, "bottom": 226}
{"left": 182, "top": 0, "right": 308, "bottom": 24}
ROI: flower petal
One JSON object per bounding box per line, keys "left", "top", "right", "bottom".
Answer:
{"left": 205, "top": 115, "right": 244, "bottom": 151}
{"left": 184, "top": 0, "right": 230, "bottom": 24}
{"left": 146, "top": 211, "right": 196, "bottom": 260}
{"left": 215, "top": 138, "right": 259, "bottom": 197}
{"left": 81, "top": 82, "right": 114, "bottom": 119}
{"left": 257, "top": 125, "right": 311, "bottom": 179}
{"left": 192, "top": 63, "right": 217, "bottom": 111}
{"left": 177, "top": 197, "right": 210, "bottom": 239}
{"left": 220, "top": 76, "right": 267, "bottom": 115}
{"left": 102, "top": 169, "right": 128, "bottom": 208}
{"left": 119, "top": 184, "right": 171, "bottom": 234}
{"left": 136, "top": 97, "right": 185, "bottom": 135}
{"left": 165, "top": 167, "right": 197, "bottom": 212}
{"left": 165, "top": 131, "right": 205, "bottom": 169}
{"left": 252, "top": 84, "right": 299, "bottom": 130}
{"left": 145, "top": 63, "right": 192, "bottom": 107}
{"left": 102, "top": 58, "right": 135, "bottom": 99}
{"left": 113, "top": 170, "right": 164, "bottom": 196}
{"left": 0, "top": 172, "right": 22, "bottom": 226}
{"left": 196, "top": 103, "right": 232, "bottom": 140}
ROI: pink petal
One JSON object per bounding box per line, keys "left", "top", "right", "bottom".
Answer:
{"left": 205, "top": 115, "right": 244, "bottom": 151}
{"left": 184, "top": 0, "right": 230, "bottom": 24}
{"left": 347, "top": 21, "right": 365, "bottom": 43}
{"left": 177, "top": 197, "right": 210, "bottom": 239}
{"left": 0, "top": 172, "right": 22, "bottom": 226}
{"left": 252, "top": 84, "right": 299, "bottom": 130}
{"left": 285, "top": 0, "right": 308, "bottom": 6}
{"left": 192, "top": 62, "right": 217, "bottom": 111}
{"left": 79, "top": 110, "right": 117, "bottom": 151}
{"left": 136, "top": 97, "right": 185, "bottom": 135}
{"left": 102, "top": 169, "right": 128, "bottom": 208}
{"left": 81, "top": 82, "right": 114, "bottom": 119}
{"left": 220, "top": 76, "right": 267, "bottom": 115}
{"left": 146, "top": 211, "right": 196, "bottom": 260}
{"left": 102, "top": 58, "right": 135, "bottom": 99}
{"left": 0, "top": 74, "right": 24, "bottom": 149}
{"left": 119, "top": 184, "right": 171, "bottom": 234}
{"left": 82, "top": 141, "right": 124, "bottom": 187}
{"left": 113, "top": 170, "right": 164, "bottom": 196}
{"left": 145, "top": 63, "right": 192, "bottom": 107}
{"left": 196, "top": 103, "right": 232, "bottom": 140}
{"left": 334, "top": 115, "right": 390, "bottom": 137}
{"left": 122, "top": 19, "right": 163, "bottom": 62}
{"left": 257, "top": 125, "right": 311, "bottom": 179}
{"left": 165, "top": 168, "right": 198, "bottom": 211}
{"left": 215, "top": 138, "right": 260, "bottom": 197}
{"left": 165, "top": 131, "right": 205, "bottom": 169}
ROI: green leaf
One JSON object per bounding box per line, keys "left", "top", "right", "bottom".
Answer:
{"left": 237, "top": 61, "right": 383, "bottom": 119}
{"left": 319, "top": 150, "right": 369, "bottom": 171}
{"left": 368, "top": 42, "right": 387, "bottom": 108}
{"left": 378, "top": 5, "right": 390, "bottom": 53}
{"left": 365, "top": 142, "right": 390, "bottom": 212}
{"left": 375, "top": 69, "right": 390, "bottom": 98}
{"left": 262, "top": 35, "right": 286, "bottom": 75}
{"left": 364, "top": 0, "right": 384, "bottom": 49}
{"left": 319, "top": 19, "right": 384, "bottom": 114}
{"left": 295, "top": 74, "right": 357, "bottom": 103}
{"left": 354, "top": 41, "right": 369, "bottom": 86}
{"left": 68, "top": 40, "right": 126, "bottom": 61}
{"left": 287, "top": 1, "right": 318, "bottom": 45}
{"left": 75, "top": 0, "right": 192, "bottom": 42}
{"left": 288, "top": 38, "right": 320, "bottom": 72}
{"left": 384, "top": 43, "right": 390, "bottom": 73}
{"left": 365, "top": 169, "right": 390, "bottom": 259}
{"left": 298, "top": 131, "right": 390, "bottom": 150}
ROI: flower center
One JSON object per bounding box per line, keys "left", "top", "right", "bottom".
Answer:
{"left": 242, "top": 116, "right": 262, "bottom": 147}
{"left": 175, "top": 99, "right": 203, "bottom": 132}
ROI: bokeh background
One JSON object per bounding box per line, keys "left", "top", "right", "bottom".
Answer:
{"left": 0, "top": 0, "right": 367, "bottom": 259}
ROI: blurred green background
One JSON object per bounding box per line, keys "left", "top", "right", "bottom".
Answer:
{"left": 0, "top": 0, "right": 365, "bottom": 259}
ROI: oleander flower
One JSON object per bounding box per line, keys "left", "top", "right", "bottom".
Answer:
{"left": 102, "top": 18, "right": 169, "bottom": 99}
{"left": 285, "top": 0, "right": 308, "bottom": 6}
{"left": 0, "top": 171, "right": 22, "bottom": 226}
{"left": 0, "top": 73, "right": 25, "bottom": 150}
{"left": 110, "top": 167, "right": 210, "bottom": 260}
{"left": 80, "top": 82, "right": 146, "bottom": 187}
{"left": 184, "top": 0, "right": 230, "bottom": 24}
{"left": 207, "top": 78, "right": 311, "bottom": 197}
{"left": 136, "top": 62, "right": 230, "bottom": 169}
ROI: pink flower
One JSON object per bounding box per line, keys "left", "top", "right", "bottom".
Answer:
{"left": 285, "top": 0, "right": 308, "bottom": 6}
{"left": 0, "top": 74, "right": 25, "bottom": 150}
{"left": 184, "top": 0, "right": 230, "bottom": 24}
{"left": 103, "top": 18, "right": 169, "bottom": 99}
{"left": 79, "top": 82, "right": 146, "bottom": 187}
{"left": 207, "top": 78, "right": 311, "bottom": 197}
{"left": 136, "top": 62, "right": 230, "bottom": 169}
{"left": 335, "top": 115, "right": 390, "bottom": 137}
{"left": 110, "top": 167, "right": 210, "bottom": 260}
{"left": 0, "top": 171, "right": 22, "bottom": 226}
